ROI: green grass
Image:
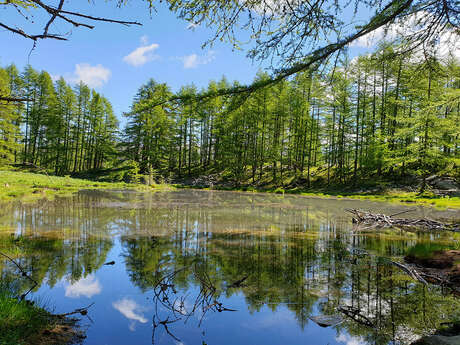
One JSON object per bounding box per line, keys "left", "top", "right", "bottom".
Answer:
{"left": 406, "top": 243, "right": 450, "bottom": 259}
{"left": 1, "top": 170, "right": 459, "bottom": 209}
{"left": 0, "top": 289, "right": 54, "bottom": 345}
{"left": 0, "top": 170, "right": 173, "bottom": 202}
{"left": 177, "top": 183, "right": 460, "bottom": 209}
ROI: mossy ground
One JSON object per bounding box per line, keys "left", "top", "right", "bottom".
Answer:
{"left": 0, "top": 170, "right": 173, "bottom": 203}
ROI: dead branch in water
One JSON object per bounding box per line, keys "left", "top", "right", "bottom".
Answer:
{"left": 151, "top": 265, "right": 236, "bottom": 344}
{"left": 56, "top": 303, "right": 95, "bottom": 318}
{"left": 391, "top": 261, "right": 428, "bottom": 286}
{"left": 346, "top": 209, "right": 459, "bottom": 232}
{"left": 0, "top": 251, "right": 38, "bottom": 300}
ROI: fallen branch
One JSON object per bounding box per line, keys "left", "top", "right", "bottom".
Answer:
{"left": 346, "top": 209, "right": 459, "bottom": 232}
{"left": 151, "top": 265, "right": 236, "bottom": 344}
{"left": 391, "top": 261, "right": 428, "bottom": 286}
{"left": 56, "top": 303, "right": 95, "bottom": 318}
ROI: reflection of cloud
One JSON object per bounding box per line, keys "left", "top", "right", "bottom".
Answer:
{"left": 65, "top": 275, "right": 102, "bottom": 298}
{"left": 113, "top": 298, "right": 148, "bottom": 324}
{"left": 173, "top": 299, "right": 192, "bottom": 315}
{"left": 336, "top": 334, "right": 366, "bottom": 345}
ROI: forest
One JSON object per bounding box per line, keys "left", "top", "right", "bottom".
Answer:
{"left": 1, "top": 44, "right": 459, "bottom": 190}
{"left": 0, "top": 65, "right": 118, "bottom": 175}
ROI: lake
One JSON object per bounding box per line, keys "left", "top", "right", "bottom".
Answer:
{"left": 1, "top": 189, "right": 460, "bottom": 345}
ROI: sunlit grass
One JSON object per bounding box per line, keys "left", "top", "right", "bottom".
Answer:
{"left": 0, "top": 170, "right": 174, "bottom": 203}
{"left": 0, "top": 287, "right": 52, "bottom": 345}
{"left": 406, "top": 243, "right": 450, "bottom": 259}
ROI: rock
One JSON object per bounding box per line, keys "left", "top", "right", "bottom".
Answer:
{"left": 412, "top": 335, "right": 460, "bottom": 345}
{"left": 428, "top": 176, "right": 460, "bottom": 196}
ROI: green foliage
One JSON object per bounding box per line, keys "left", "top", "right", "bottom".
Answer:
{"left": 122, "top": 45, "right": 460, "bottom": 194}
{"left": 121, "top": 160, "right": 140, "bottom": 183}
{"left": 406, "top": 243, "right": 450, "bottom": 259}
{"left": 0, "top": 68, "right": 20, "bottom": 167}
{"left": 0, "top": 64, "right": 119, "bottom": 175}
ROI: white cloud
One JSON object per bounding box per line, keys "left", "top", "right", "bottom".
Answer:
{"left": 123, "top": 37, "right": 160, "bottom": 67}
{"left": 70, "top": 63, "right": 111, "bottom": 88}
{"left": 350, "top": 12, "right": 460, "bottom": 61}
{"left": 179, "top": 51, "right": 216, "bottom": 69}
{"left": 65, "top": 275, "right": 102, "bottom": 298}
{"left": 113, "top": 298, "right": 148, "bottom": 324}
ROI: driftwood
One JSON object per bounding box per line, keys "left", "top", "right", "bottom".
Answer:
{"left": 346, "top": 209, "right": 459, "bottom": 232}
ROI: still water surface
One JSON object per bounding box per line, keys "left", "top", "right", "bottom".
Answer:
{"left": 1, "top": 190, "right": 460, "bottom": 345}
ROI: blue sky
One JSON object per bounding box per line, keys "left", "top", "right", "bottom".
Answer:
{"left": 2, "top": 1, "right": 457, "bottom": 124}
{"left": 1, "top": 1, "right": 266, "bottom": 120}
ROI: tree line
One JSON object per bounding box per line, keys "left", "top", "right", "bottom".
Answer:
{"left": 0, "top": 65, "right": 118, "bottom": 174}
{"left": 1, "top": 44, "right": 459, "bottom": 188}
{"left": 124, "top": 46, "right": 460, "bottom": 188}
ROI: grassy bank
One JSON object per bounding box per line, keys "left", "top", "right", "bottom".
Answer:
{"left": 0, "top": 170, "right": 459, "bottom": 209}
{"left": 174, "top": 184, "right": 460, "bottom": 209}
{"left": 0, "top": 289, "right": 79, "bottom": 345}
{"left": 0, "top": 170, "right": 173, "bottom": 202}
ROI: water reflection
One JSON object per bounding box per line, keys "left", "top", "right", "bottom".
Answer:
{"left": 65, "top": 275, "right": 102, "bottom": 299}
{"left": 0, "top": 190, "right": 459, "bottom": 345}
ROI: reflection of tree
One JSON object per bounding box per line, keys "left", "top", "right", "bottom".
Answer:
{"left": 0, "top": 193, "right": 116, "bottom": 296}
{"left": 1, "top": 190, "right": 459, "bottom": 344}
{"left": 122, "top": 217, "right": 460, "bottom": 345}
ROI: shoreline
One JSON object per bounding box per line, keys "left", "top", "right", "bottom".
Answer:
{"left": 1, "top": 170, "right": 459, "bottom": 209}
{"left": 172, "top": 184, "right": 460, "bottom": 210}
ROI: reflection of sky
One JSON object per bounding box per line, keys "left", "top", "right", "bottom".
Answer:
{"left": 22, "top": 190, "right": 459, "bottom": 345}
{"left": 241, "top": 309, "right": 295, "bottom": 330}
{"left": 336, "top": 334, "right": 366, "bottom": 345}
{"left": 113, "top": 298, "right": 148, "bottom": 331}
{"left": 65, "top": 275, "right": 102, "bottom": 298}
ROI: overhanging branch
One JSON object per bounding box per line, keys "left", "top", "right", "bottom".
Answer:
{"left": 137, "top": 0, "right": 414, "bottom": 111}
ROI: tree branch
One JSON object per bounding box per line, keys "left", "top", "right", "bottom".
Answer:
{"left": 0, "top": 95, "right": 32, "bottom": 103}
{"left": 138, "top": 0, "right": 414, "bottom": 111}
